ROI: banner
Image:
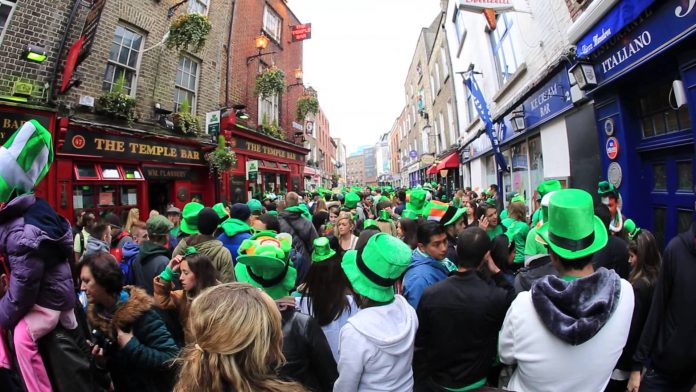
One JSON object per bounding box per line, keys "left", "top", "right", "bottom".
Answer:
{"left": 463, "top": 74, "right": 508, "bottom": 172}
{"left": 458, "top": 0, "right": 514, "bottom": 12}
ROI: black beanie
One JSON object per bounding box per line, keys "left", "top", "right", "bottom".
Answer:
{"left": 197, "top": 208, "right": 220, "bottom": 235}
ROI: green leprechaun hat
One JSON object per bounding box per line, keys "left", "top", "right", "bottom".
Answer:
{"left": 537, "top": 189, "right": 608, "bottom": 259}
{"left": 424, "top": 200, "right": 465, "bottom": 227}
{"left": 311, "top": 237, "right": 336, "bottom": 263}
{"left": 597, "top": 180, "right": 618, "bottom": 199}
{"left": 624, "top": 219, "right": 640, "bottom": 241}
{"left": 344, "top": 192, "right": 360, "bottom": 209}
{"left": 363, "top": 219, "right": 380, "bottom": 231}
{"left": 235, "top": 234, "right": 296, "bottom": 300}
{"left": 0, "top": 120, "right": 53, "bottom": 203}
{"left": 342, "top": 232, "right": 411, "bottom": 302}
{"left": 180, "top": 202, "right": 205, "bottom": 235}
{"left": 400, "top": 209, "right": 419, "bottom": 220}
{"left": 537, "top": 179, "right": 562, "bottom": 201}
{"left": 406, "top": 188, "right": 427, "bottom": 216}
{"left": 212, "top": 202, "right": 230, "bottom": 226}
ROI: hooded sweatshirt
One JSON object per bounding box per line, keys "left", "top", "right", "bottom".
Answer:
{"left": 334, "top": 295, "right": 418, "bottom": 392}
{"left": 217, "top": 218, "right": 252, "bottom": 264}
{"left": 174, "top": 234, "right": 235, "bottom": 283}
{"left": 81, "top": 236, "right": 110, "bottom": 261}
{"left": 402, "top": 249, "right": 450, "bottom": 309}
{"left": 133, "top": 241, "right": 170, "bottom": 295}
{"left": 499, "top": 268, "right": 634, "bottom": 392}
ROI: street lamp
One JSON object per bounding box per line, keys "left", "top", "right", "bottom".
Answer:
{"left": 21, "top": 44, "right": 47, "bottom": 63}
{"left": 287, "top": 67, "right": 304, "bottom": 90}
{"left": 569, "top": 61, "right": 598, "bottom": 91}
{"left": 246, "top": 33, "right": 278, "bottom": 65}
{"left": 510, "top": 107, "right": 526, "bottom": 132}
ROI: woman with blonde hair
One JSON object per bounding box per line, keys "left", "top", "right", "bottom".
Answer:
{"left": 174, "top": 283, "right": 306, "bottom": 392}
{"left": 124, "top": 207, "right": 140, "bottom": 233}
{"left": 334, "top": 211, "right": 358, "bottom": 251}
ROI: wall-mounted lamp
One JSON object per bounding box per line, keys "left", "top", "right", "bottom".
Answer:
{"left": 246, "top": 33, "right": 278, "bottom": 65}
{"left": 21, "top": 44, "right": 47, "bottom": 63}
{"left": 568, "top": 61, "right": 597, "bottom": 91}
{"left": 510, "top": 107, "right": 526, "bottom": 133}
{"left": 287, "top": 67, "right": 304, "bottom": 90}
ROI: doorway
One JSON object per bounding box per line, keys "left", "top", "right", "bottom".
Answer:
{"left": 148, "top": 182, "right": 172, "bottom": 215}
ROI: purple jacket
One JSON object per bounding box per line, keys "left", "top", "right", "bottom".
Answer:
{"left": 0, "top": 195, "right": 75, "bottom": 330}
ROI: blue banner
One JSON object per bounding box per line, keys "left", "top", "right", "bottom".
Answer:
{"left": 576, "top": 0, "right": 655, "bottom": 57}
{"left": 464, "top": 74, "right": 508, "bottom": 172}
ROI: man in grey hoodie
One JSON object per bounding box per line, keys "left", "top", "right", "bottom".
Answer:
{"left": 80, "top": 223, "right": 111, "bottom": 261}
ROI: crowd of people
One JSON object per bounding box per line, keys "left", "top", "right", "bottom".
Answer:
{"left": 0, "top": 121, "right": 695, "bottom": 391}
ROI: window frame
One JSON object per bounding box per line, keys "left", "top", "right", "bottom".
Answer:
{"left": 466, "top": 86, "right": 476, "bottom": 124}
{"left": 489, "top": 13, "right": 520, "bottom": 86}
{"left": 103, "top": 23, "right": 145, "bottom": 96}
{"left": 174, "top": 54, "right": 201, "bottom": 114}
{"left": 188, "top": 0, "right": 209, "bottom": 15}
{"left": 453, "top": 7, "right": 467, "bottom": 47}
{"left": 440, "top": 47, "right": 449, "bottom": 80}
{"left": 263, "top": 4, "right": 282, "bottom": 43}
{"left": 447, "top": 101, "right": 456, "bottom": 146}
{"left": 0, "top": 0, "right": 17, "bottom": 46}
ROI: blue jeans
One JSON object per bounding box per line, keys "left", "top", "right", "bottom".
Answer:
{"left": 639, "top": 368, "right": 694, "bottom": 392}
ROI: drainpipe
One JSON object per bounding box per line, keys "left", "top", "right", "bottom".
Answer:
{"left": 225, "top": 0, "right": 236, "bottom": 108}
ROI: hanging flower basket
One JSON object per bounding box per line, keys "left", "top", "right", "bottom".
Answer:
{"left": 98, "top": 73, "right": 136, "bottom": 124}
{"left": 207, "top": 136, "right": 237, "bottom": 181}
{"left": 166, "top": 13, "right": 212, "bottom": 53}
{"left": 172, "top": 98, "right": 201, "bottom": 136}
{"left": 254, "top": 67, "right": 286, "bottom": 99}
{"left": 296, "top": 95, "right": 319, "bottom": 121}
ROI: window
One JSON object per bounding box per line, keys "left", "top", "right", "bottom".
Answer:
{"left": 489, "top": 13, "right": 521, "bottom": 86}
{"left": 453, "top": 8, "right": 466, "bottom": 46}
{"left": 430, "top": 73, "right": 436, "bottom": 100}
{"left": 421, "top": 130, "right": 428, "bottom": 153}
{"left": 638, "top": 82, "right": 692, "bottom": 138}
{"left": 440, "top": 47, "right": 449, "bottom": 79}
{"left": 438, "top": 112, "right": 446, "bottom": 149}
{"left": 447, "top": 102, "right": 456, "bottom": 146}
{"left": 263, "top": 5, "right": 282, "bottom": 42}
{"left": 103, "top": 24, "right": 144, "bottom": 94}
{"left": 466, "top": 86, "right": 476, "bottom": 123}
{"left": 0, "top": 0, "right": 17, "bottom": 45}
{"left": 174, "top": 55, "right": 200, "bottom": 113}
{"left": 188, "top": 0, "right": 209, "bottom": 14}
{"left": 258, "top": 64, "right": 279, "bottom": 124}
{"left": 434, "top": 64, "right": 441, "bottom": 96}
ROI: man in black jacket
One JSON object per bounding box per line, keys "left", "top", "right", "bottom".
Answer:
{"left": 632, "top": 222, "right": 696, "bottom": 392}
{"left": 278, "top": 192, "right": 317, "bottom": 284}
{"left": 414, "top": 227, "right": 515, "bottom": 391}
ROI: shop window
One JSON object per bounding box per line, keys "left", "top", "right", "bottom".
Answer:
{"left": 510, "top": 142, "right": 529, "bottom": 201}
{"left": 639, "top": 83, "right": 692, "bottom": 138}
{"left": 263, "top": 5, "right": 282, "bottom": 42}
{"left": 72, "top": 185, "right": 95, "bottom": 209}
{"left": 279, "top": 173, "right": 288, "bottom": 193}
{"left": 123, "top": 166, "right": 142, "bottom": 179}
{"left": 652, "top": 207, "right": 666, "bottom": 249}
{"left": 103, "top": 24, "right": 144, "bottom": 95}
{"left": 466, "top": 86, "right": 476, "bottom": 124}
{"left": 174, "top": 55, "right": 200, "bottom": 113}
{"left": 677, "top": 161, "right": 692, "bottom": 191}
{"left": 188, "top": 0, "right": 208, "bottom": 14}
{"left": 121, "top": 186, "right": 138, "bottom": 206}
{"left": 0, "top": 0, "right": 17, "bottom": 45}
{"left": 529, "top": 136, "right": 544, "bottom": 196}
{"left": 75, "top": 164, "right": 99, "bottom": 180}
{"left": 98, "top": 185, "right": 117, "bottom": 206}
{"left": 653, "top": 163, "right": 667, "bottom": 191}
{"left": 101, "top": 164, "right": 121, "bottom": 179}
{"left": 75, "top": 164, "right": 144, "bottom": 181}
{"left": 258, "top": 60, "right": 279, "bottom": 125}
{"left": 489, "top": 13, "right": 521, "bottom": 86}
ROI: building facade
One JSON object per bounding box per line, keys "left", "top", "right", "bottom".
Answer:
{"left": 388, "top": 112, "right": 403, "bottom": 187}
{"left": 346, "top": 153, "right": 365, "bottom": 186}
{"left": 333, "top": 137, "right": 347, "bottom": 187}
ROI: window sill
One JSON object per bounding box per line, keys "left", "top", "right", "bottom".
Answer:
{"left": 492, "top": 62, "right": 527, "bottom": 103}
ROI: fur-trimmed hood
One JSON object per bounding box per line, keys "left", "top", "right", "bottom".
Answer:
{"left": 88, "top": 286, "right": 154, "bottom": 339}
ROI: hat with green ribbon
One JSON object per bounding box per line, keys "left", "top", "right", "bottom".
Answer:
{"left": 345, "top": 192, "right": 360, "bottom": 209}
{"left": 598, "top": 180, "right": 618, "bottom": 199}
{"left": 624, "top": 219, "right": 641, "bottom": 241}
{"left": 424, "top": 200, "right": 466, "bottom": 227}
{"left": 537, "top": 189, "right": 608, "bottom": 259}
{"left": 341, "top": 232, "right": 412, "bottom": 302}
{"left": 0, "top": 120, "right": 53, "bottom": 203}
{"left": 406, "top": 188, "right": 427, "bottom": 216}
{"left": 235, "top": 233, "right": 296, "bottom": 299}
{"left": 537, "top": 179, "right": 562, "bottom": 201}
{"left": 363, "top": 219, "right": 380, "bottom": 231}
{"left": 180, "top": 202, "right": 205, "bottom": 235}
{"left": 311, "top": 237, "right": 336, "bottom": 263}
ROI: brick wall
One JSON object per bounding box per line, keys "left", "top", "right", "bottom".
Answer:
{"left": 565, "top": 0, "right": 592, "bottom": 21}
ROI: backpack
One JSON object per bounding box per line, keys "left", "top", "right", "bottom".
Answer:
{"left": 119, "top": 243, "right": 140, "bottom": 285}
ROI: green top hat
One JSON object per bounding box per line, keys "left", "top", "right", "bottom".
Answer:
{"left": 247, "top": 199, "right": 263, "bottom": 213}
{"left": 312, "top": 237, "right": 336, "bottom": 263}
{"left": 401, "top": 209, "right": 419, "bottom": 220}
{"left": 406, "top": 188, "right": 427, "bottom": 216}
{"left": 212, "top": 202, "right": 229, "bottom": 226}
{"left": 180, "top": 202, "right": 205, "bottom": 235}
{"left": 537, "top": 189, "right": 608, "bottom": 259}
{"left": 235, "top": 236, "right": 297, "bottom": 299}
{"left": 536, "top": 179, "right": 562, "bottom": 201}
{"left": 378, "top": 209, "right": 392, "bottom": 222}
{"left": 597, "top": 180, "right": 618, "bottom": 198}
{"left": 424, "top": 200, "right": 465, "bottom": 227}
{"left": 363, "top": 219, "right": 380, "bottom": 231}
{"left": 345, "top": 192, "right": 360, "bottom": 209}
{"left": 341, "top": 233, "right": 412, "bottom": 302}
{"left": 624, "top": 219, "right": 640, "bottom": 241}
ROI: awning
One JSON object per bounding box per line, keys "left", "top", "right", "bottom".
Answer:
{"left": 436, "top": 152, "right": 460, "bottom": 170}
{"left": 426, "top": 164, "right": 438, "bottom": 175}
{"left": 260, "top": 160, "right": 290, "bottom": 172}
{"left": 575, "top": 0, "right": 655, "bottom": 57}
{"left": 304, "top": 166, "right": 318, "bottom": 176}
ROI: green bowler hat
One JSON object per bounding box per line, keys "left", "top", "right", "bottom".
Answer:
{"left": 341, "top": 233, "right": 412, "bottom": 302}
{"left": 180, "top": 202, "right": 205, "bottom": 235}
{"left": 311, "top": 237, "right": 336, "bottom": 263}
{"left": 406, "top": 188, "right": 427, "bottom": 216}
{"left": 537, "top": 189, "right": 608, "bottom": 259}
{"left": 345, "top": 192, "right": 360, "bottom": 209}
{"left": 363, "top": 219, "right": 380, "bottom": 231}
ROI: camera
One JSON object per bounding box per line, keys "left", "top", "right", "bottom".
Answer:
{"left": 91, "top": 329, "right": 116, "bottom": 356}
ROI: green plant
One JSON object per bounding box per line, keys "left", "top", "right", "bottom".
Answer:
{"left": 254, "top": 67, "right": 285, "bottom": 99}
{"left": 207, "top": 135, "right": 237, "bottom": 181}
{"left": 98, "top": 73, "right": 136, "bottom": 124}
{"left": 173, "top": 98, "right": 202, "bottom": 135}
{"left": 296, "top": 95, "right": 319, "bottom": 120}
{"left": 166, "top": 13, "right": 212, "bottom": 52}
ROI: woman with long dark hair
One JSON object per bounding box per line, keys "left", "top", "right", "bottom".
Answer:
{"left": 397, "top": 218, "right": 419, "bottom": 250}
{"left": 296, "top": 236, "right": 358, "bottom": 361}
{"left": 464, "top": 200, "right": 478, "bottom": 227}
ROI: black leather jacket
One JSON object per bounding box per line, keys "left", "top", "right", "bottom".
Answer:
{"left": 279, "top": 307, "right": 338, "bottom": 392}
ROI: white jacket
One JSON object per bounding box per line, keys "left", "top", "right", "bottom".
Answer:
{"left": 499, "top": 277, "right": 634, "bottom": 392}
{"left": 334, "top": 295, "right": 418, "bottom": 392}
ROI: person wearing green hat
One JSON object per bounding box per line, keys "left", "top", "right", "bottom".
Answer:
{"left": 499, "top": 189, "right": 634, "bottom": 392}
{"left": 217, "top": 203, "right": 253, "bottom": 265}
{"left": 423, "top": 200, "right": 467, "bottom": 264}
{"left": 236, "top": 233, "right": 338, "bottom": 390}
{"left": 246, "top": 198, "right": 264, "bottom": 227}
{"left": 179, "top": 201, "right": 205, "bottom": 238}
{"left": 530, "top": 180, "right": 562, "bottom": 227}
{"left": 375, "top": 199, "right": 397, "bottom": 236}
{"left": 295, "top": 237, "right": 358, "bottom": 362}
{"left": 414, "top": 227, "right": 515, "bottom": 391}
{"left": 405, "top": 188, "right": 427, "bottom": 218}
{"left": 133, "top": 215, "right": 174, "bottom": 295}
{"left": 598, "top": 180, "right": 626, "bottom": 236}
{"left": 335, "top": 232, "right": 418, "bottom": 391}
{"left": 278, "top": 192, "right": 318, "bottom": 284}
{"left": 501, "top": 200, "right": 530, "bottom": 268}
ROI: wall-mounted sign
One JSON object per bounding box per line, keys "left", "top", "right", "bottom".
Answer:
{"left": 290, "top": 23, "right": 312, "bottom": 42}
{"left": 607, "top": 162, "right": 623, "bottom": 188}
{"left": 409, "top": 150, "right": 418, "bottom": 158}
{"left": 518, "top": 69, "right": 573, "bottom": 132}
{"left": 143, "top": 165, "right": 190, "bottom": 180}
{"left": 0, "top": 110, "right": 51, "bottom": 146}
{"left": 205, "top": 110, "right": 220, "bottom": 135}
{"left": 61, "top": 129, "right": 205, "bottom": 164}
{"left": 78, "top": 0, "right": 107, "bottom": 64}
{"left": 230, "top": 137, "right": 303, "bottom": 161}
{"left": 606, "top": 136, "right": 620, "bottom": 160}
{"left": 604, "top": 117, "right": 615, "bottom": 136}
{"left": 305, "top": 121, "right": 314, "bottom": 135}
{"left": 421, "top": 154, "right": 435, "bottom": 165}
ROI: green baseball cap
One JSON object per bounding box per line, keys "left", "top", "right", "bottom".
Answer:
{"left": 537, "top": 189, "right": 608, "bottom": 259}
{"left": 146, "top": 215, "right": 174, "bottom": 236}
{"left": 247, "top": 199, "right": 263, "bottom": 213}
{"left": 180, "top": 202, "right": 204, "bottom": 235}
{"left": 341, "top": 233, "right": 412, "bottom": 302}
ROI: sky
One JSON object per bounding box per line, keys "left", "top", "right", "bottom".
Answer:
{"left": 289, "top": 0, "right": 443, "bottom": 156}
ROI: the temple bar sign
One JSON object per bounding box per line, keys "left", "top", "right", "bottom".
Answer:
{"left": 291, "top": 23, "right": 312, "bottom": 42}
{"left": 62, "top": 129, "right": 205, "bottom": 164}
{"left": 232, "top": 137, "right": 302, "bottom": 161}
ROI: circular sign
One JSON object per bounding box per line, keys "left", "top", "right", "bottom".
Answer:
{"left": 421, "top": 155, "right": 435, "bottom": 165}
{"left": 607, "top": 162, "right": 622, "bottom": 188}
{"left": 606, "top": 137, "right": 619, "bottom": 160}
{"left": 409, "top": 150, "right": 418, "bottom": 158}
{"left": 604, "top": 118, "right": 615, "bottom": 136}
{"left": 72, "top": 135, "right": 86, "bottom": 149}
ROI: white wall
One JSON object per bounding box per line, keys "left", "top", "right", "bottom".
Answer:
{"left": 470, "top": 157, "right": 484, "bottom": 190}
{"left": 540, "top": 116, "right": 571, "bottom": 178}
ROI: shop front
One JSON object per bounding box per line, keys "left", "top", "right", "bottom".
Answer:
{"left": 575, "top": 0, "right": 696, "bottom": 247}
{"left": 55, "top": 118, "right": 216, "bottom": 222}
{"left": 228, "top": 128, "right": 308, "bottom": 203}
